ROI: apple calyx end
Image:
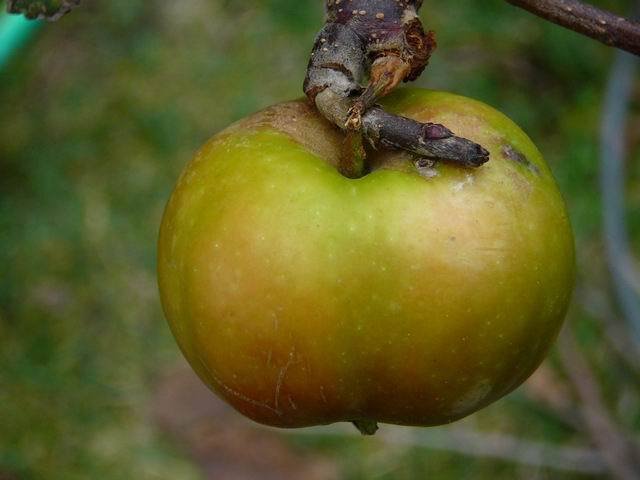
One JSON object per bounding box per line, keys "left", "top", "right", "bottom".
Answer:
{"left": 352, "top": 419, "right": 379, "bottom": 436}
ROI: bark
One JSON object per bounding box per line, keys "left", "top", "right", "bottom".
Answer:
{"left": 304, "top": 0, "right": 489, "bottom": 176}
{"left": 507, "top": 0, "right": 640, "bottom": 56}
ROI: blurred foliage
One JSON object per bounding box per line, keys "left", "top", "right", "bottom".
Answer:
{"left": 7, "top": 0, "right": 79, "bottom": 20}
{"left": 0, "top": 0, "right": 639, "bottom": 479}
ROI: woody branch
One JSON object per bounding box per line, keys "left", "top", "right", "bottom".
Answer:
{"left": 304, "top": 0, "right": 490, "bottom": 177}
{"left": 507, "top": 0, "right": 640, "bottom": 56}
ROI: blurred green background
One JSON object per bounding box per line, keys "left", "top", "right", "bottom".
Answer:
{"left": 1, "top": 0, "right": 639, "bottom": 478}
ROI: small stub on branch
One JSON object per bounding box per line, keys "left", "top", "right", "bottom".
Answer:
{"left": 7, "top": 0, "right": 80, "bottom": 21}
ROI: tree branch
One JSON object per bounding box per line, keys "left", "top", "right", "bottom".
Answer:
{"left": 304, "top": 0, "right": 489, "bottom": 177}
{"left": 506, "top": 0, "right": 640, "bottom": 55}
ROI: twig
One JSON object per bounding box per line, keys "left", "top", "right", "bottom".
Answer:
{"left": 599, "top": 47, "right": 640, "bottom": 346}
{"left": 284, "top": 425, "right": 608, "bottom": 475}
{"left": 506, "top": 0, "right": 640, "bottom": 55}
{"left": 361, "top": 107, "right": 489, "bottom": 167}
{"left": 558, "top": 328, "right": 640, "bottom": 480}
{"left": 304, "top": 0, "right": 489, "bottom": 177}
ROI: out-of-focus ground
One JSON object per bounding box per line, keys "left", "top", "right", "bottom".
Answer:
{"left": 1, "top": 0, "right": 639, "bottom": 478}
{"left": 153, "top": 361, "right": 339, "bottom": 480}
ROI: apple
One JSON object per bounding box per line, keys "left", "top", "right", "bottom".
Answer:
{"left": 157, "top": 89, "right": 575, "bottom": 433}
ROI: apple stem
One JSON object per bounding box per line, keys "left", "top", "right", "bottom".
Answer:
{"left": 353, "top": 419, "right": 379, "bottom": 436}
{"left": 303, "top": 0, "right": 489, "bottom": 177}
{"left": 340, "top": 130, "right": 367, "bottom": 178}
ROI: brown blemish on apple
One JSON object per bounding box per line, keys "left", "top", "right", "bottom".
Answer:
{"left": 502, "top": 144, "right": 540, "bottom": 175}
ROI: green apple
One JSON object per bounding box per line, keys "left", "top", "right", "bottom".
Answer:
{"left": 157, "top": 89, "right": 575, "bottom": 433}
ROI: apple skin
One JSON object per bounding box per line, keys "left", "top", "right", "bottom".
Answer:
{"left": 158, "top": 89, "right": 575, "bottom": 429}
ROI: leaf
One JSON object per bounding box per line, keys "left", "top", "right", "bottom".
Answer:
{"left": 6, "top": 0, "right": 80, "bottom": 21}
